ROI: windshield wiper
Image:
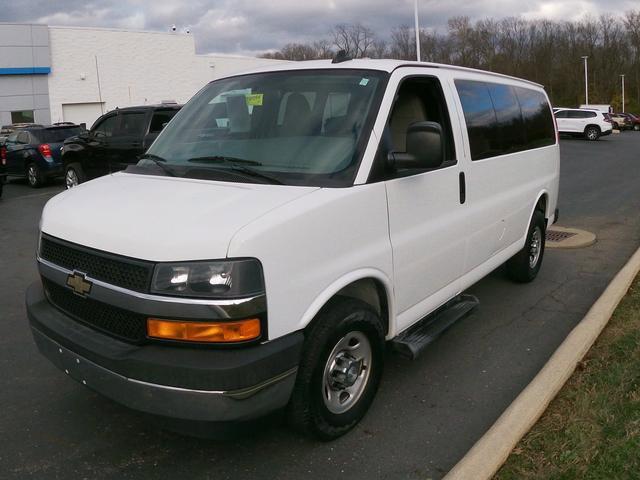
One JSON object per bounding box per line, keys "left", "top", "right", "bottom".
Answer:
{"left": 186, "top": 155, "right": 263, "bottom": 166}
{"left": 185, "top": 155, "right": 282, "bottom": 184}
{"left": 139, "top": 153, "right": 178, "bottom": 177}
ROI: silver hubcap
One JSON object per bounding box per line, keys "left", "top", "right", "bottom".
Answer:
{"left": 65, "top": 169, "right": 78, "bottom": 189}
{"left": 322, "top": 331, "right": 372, "bottom": 415}
{"left": 27, "top": 166, "right": 37, "bottom": 185}
{"left": 587, "top": 129, "right": 597, "bottom": 140}
{"left": 529, "top": 227, "right": 542, "bottom": 268}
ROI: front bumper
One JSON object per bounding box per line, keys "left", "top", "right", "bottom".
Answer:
{"left": 27, "top": 282, "right": 303, "bottom": 422}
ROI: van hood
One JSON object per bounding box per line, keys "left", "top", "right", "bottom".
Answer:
{"left": 40, "top": 172, "right": 318, "bottom": 261}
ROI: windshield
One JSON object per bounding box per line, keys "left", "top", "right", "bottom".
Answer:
{"left": 145, "top": 69, "right": 387, "bottom": 187}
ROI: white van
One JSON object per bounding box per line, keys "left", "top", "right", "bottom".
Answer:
{"left": 27, "top": 59, "right": 559, "bottom": 440}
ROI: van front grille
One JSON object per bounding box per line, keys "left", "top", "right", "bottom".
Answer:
{"left": 43, "top": 278, "right": 147, "bottom": 343}
{"left": 40, "top": 235, "right": 154, "bottom": 293}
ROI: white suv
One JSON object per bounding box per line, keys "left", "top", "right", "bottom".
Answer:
{"left": 554, "top": 107, "right": 612, "bottom": 140}
{"left": 27, "top": 59, "right": 559, "bottom": 440}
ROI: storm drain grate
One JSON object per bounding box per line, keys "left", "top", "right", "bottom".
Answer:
{"left": 546, "top": 230, "right": 577, "bottom": 242}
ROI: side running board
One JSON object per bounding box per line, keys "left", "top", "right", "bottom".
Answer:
{"left": 391, "top": 294, "right": 479, "bottom": 360}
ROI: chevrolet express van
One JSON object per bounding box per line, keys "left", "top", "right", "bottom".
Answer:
{"left": 27, "top": 59, "right": 559, "bottom": 440}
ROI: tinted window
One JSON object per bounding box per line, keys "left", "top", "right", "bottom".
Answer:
{"left": 149, "top": 110, "right": 178, "bottom": 133}
{"left": 456, "top": 80, "right": 555, "bottom": 160}
{"left": 487, "top": 84, "right": 526, "bottom": 153}
{"left": 36, "top": 127, "right": 83, "bottom": 143}
{"left": 118, "top": 112, "right": 147, "bottom": 136}
{"left": 93, "top": 115, "right": 118, "bottom": 138}
{"left": 513, "top": 87, "right": 555, "bottom": 149}
{"left": 554, "top": 110, "right": 569, "bottom": 118}
{"left": 455, "top": 80, "right": 498, "bottom": 160}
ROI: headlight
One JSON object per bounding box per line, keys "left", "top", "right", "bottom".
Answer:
{"left": 151, "top": 259, "right": 264, "bottom": 298}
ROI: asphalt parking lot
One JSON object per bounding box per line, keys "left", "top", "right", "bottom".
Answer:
{"left": 2, "top": 132, "right": 640, "bottom": 479}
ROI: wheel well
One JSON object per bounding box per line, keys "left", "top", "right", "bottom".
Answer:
{"left": 584, "top": 124, "right": 600, "bottom": 132}
{"left": 313, "top": 278, "right": 390, "bottom": 336}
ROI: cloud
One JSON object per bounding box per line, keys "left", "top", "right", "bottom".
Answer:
{"left": 1, "top": 0, "right": 635, "bottom": 55}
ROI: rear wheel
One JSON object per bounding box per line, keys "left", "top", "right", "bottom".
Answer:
{"left": 65, "top": 163, "right": 86, "bottom": 189}
{"left": 288, "top": 297, "right": 384, "bottom": 440}
{"left": 507, "top": 210, "right": 546, "bottom": 283}
{"left": 26, "top": 163, "right": 43, "bottom": 188}
{"left": 585, "top": 126, "right": 600, "bottom": 141}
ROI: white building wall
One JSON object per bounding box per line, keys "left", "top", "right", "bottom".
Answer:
{"left": 47, "top": 26, "right": 288, "bottom": 127}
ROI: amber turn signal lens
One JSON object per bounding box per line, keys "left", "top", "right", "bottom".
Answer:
{"left": 147, "top": 318, "right": 261, "bottom": 343}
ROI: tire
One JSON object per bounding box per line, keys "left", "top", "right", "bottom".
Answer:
{"left": 65, "top": 163, "right": 86, "bottom": 189}
{"left": 26, "top": 163, "right": 43, "bottom": 188}
{"left": 585, "top": 126, "right": 600, "bottom": 141}
{"left": 0, "top": 181, "right": 3, "bottom": 198}
{"left": 507, "top": 210, "right": 546, "bottom": 283}
{"left": 288, "top": 297, "right": 385, "bottom": 440}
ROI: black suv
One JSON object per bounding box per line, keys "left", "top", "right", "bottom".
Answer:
{"left": 0, "top": 124, "right": 84, "bottom": 188}
{"left": 62, "top": 105, "right": 181, "bottom": 188}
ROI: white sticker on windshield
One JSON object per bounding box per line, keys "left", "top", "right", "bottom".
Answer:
{"left": 359, "top": 78, "right": 370, "bottom": 86}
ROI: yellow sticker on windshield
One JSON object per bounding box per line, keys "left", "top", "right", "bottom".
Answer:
{"left": 246, "top": 93, "right": 264, "bottom": 106}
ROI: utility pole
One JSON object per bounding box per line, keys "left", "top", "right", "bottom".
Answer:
{"left": 581, "top": 56, "right": 589, "bottom": 105}
{"left": 414, "top": 0, "right": 421, "bottom": 61}
{"left": 620, "top": 74, "right": 625, "bottom": 112}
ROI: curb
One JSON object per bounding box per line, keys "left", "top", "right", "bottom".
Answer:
{"left": 546, "top": 226, "right": 596, "bottom": 249}
{"left": 444, "top": 244, "right": 640, "bottom": 480}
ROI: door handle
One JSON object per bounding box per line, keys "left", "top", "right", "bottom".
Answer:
{"left": 459, "top": 172, "right": 466, "bottom": 204}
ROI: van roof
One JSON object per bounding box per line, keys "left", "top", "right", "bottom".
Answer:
{"left": 228, "top": 59, "right": 544, "bottom": 89}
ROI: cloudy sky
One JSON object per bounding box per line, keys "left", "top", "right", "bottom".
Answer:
{"left": 1, "top": 0, "right": 637, "bottom": 55}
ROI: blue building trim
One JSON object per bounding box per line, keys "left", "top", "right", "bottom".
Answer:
{"left": 0, "top": 67, "right": 51, "bottom": 75}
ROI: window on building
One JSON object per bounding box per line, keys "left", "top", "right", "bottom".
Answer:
{"left": 11, "top": 110, "right": 35, "bottom": 124}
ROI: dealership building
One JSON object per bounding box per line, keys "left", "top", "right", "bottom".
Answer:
{"left": 0, "top": 23, "right": 286, "bottom": 128}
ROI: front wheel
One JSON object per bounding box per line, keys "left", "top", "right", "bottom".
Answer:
{"left": 288, "top": 297, "right": 384, "bottom": 440}
{"left": 634, "top": 124, "right": 640, "bottom": 131}
{"left": 506, "top": 210, "right": 546, "bottom": 283}
{"left": 65, "top": 163, "right": 86, "bottom": 189}
{"left": 585, "top": 126, "right": 600, "bottom": 141}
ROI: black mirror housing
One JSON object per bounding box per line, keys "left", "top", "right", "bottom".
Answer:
{"left": 387, "top": 121, "right": 445, "bottom": 170}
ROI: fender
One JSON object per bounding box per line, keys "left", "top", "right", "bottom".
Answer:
{"left": 296, "top": 268, "right": 397, "bottom": 339}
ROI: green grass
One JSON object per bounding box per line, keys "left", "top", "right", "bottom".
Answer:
{"left": 495, "top": 276, "right": 640, "bottom": 480}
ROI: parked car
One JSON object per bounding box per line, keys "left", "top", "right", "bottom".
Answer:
{"left": 27, "top": 60, "right": 559, "bottom": 440}
{"left": 0, "top": 142, "right": 6, "bottom": 198}
{"left": 620, "top": 113, "right": 640, "bottom": 131}
{"left": 62, "top": 104, "right": 181, "bottom": 188}
{"left": 608, "top": 112, "right": 631, "bottom": 130}
{"left": 554, "top": 108, "right": 612, "bottom": 140}
{"left": 1, "top": 124, "right": 84, "bottom": 187}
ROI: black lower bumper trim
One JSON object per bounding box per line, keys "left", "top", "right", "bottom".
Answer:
{"left": 26, "top": 282, "right": 303, "bottom": 392}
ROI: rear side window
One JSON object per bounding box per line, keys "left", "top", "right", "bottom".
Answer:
{"left": 455, "top": 79, "right": 555, "bottom": 160}
{"left": 514, "top": 87, "right": 555, "bottom": 149}
{"left": 37, "top": 127, "right": 82, "bottom": 143}
{"left": 149, "top": 110, "right": 178, "bottom": 134}
{"left": 454, "top": 81, "right": 498, "bottom": 160}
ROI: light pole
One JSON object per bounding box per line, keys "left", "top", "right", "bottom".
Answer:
{"left": 414, "top": 0, "right": 421, "bottom": 61}
{"left": 581, "top": 56, "right": 589, "bottom": 105}
{"left": 620, "top": 74, "right": 625, "bottom": 112}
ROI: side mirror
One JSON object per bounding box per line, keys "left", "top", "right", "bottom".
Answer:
{"left": 387, "top": 121, "right": 444, "bottom": 170}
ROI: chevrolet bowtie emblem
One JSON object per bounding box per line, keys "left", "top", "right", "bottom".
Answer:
{"left": 66, "top": 271, "right": 92, "bottom": 297}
